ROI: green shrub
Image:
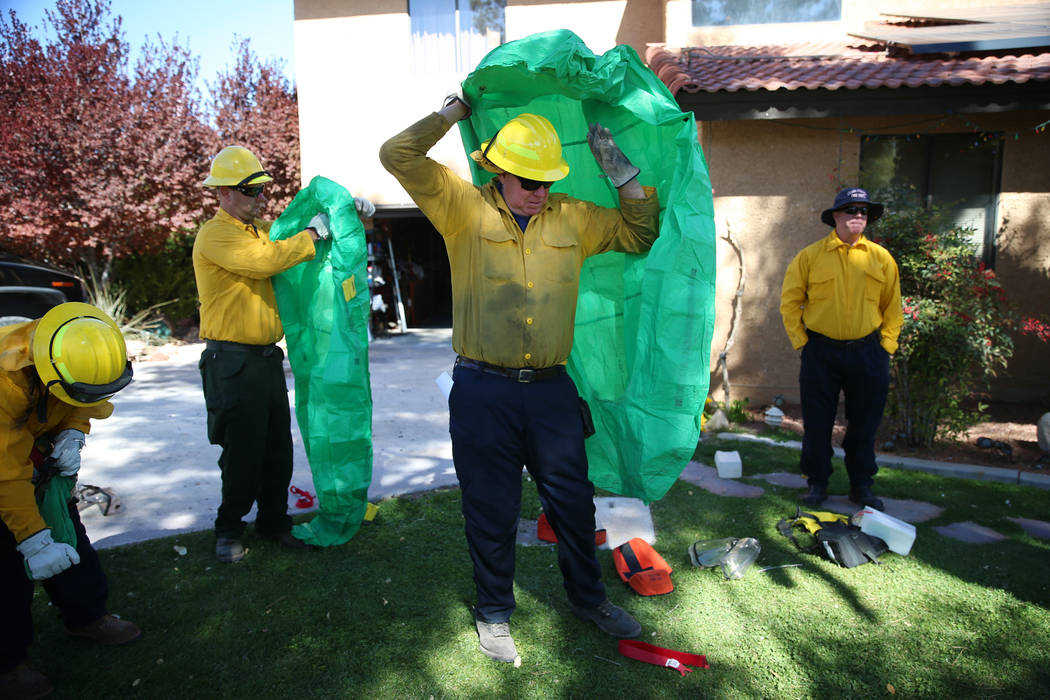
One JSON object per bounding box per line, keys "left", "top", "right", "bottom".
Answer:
{"left": 111, "top": 232, "right": 199, "bottom": 326}
{"left": 871, "top": 188, "right": 1049, "bottom": 446}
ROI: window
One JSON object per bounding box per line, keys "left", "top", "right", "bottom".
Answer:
{"left": 860, "top": 133, "right": 1004, "bottom": 265}
{"left": 691, "top": 0, "right": 841, "bottom": 27}
{"left": 410, "top": 0, "right": 505, "bottom": 75}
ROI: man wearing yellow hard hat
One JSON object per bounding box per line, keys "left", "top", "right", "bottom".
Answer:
{"left": 380, "top": 96, "right": 658, "bottom": 663}
{"left": 0, "top": 303, "right": 140, "bottom": 698}
{"left": 194, "top": 145, "right": 359, "bottom": 564}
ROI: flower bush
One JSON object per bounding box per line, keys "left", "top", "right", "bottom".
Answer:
{"left": 871, "top": 190, "right": 1049, "bottom": 446}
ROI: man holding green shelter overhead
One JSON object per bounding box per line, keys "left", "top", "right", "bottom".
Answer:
{"left": 380, "top": 94, "right": 658, "bottom": 664}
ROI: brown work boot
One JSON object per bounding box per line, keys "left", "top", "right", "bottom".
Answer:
{"left": 65, "top": 614, "right": 142, "bottom": 646}
{"left": 0, "top": 665, "right": 53, "bottom": 699}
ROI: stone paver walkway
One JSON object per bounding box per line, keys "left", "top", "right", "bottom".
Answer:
{"left": 685, "top": 444, "right": 1050, "bottom": 546}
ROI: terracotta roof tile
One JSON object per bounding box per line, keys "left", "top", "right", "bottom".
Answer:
{"left": 645, "top": 41, "right": 1050, "bottom": 96}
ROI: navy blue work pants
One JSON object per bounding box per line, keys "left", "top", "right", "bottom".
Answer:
{"left": 1, "top": 501, "right": 108, "bottom": 672}
{"left": 449, "top": 365, "right": 605, "bottom": 623}
{"left": 199, "top": 346, "right": 294, "bottom": 539}
{"left": 799, "top": 333, "right": 889, "bottom": 490}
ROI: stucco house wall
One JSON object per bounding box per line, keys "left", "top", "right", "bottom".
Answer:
{"left": 293, "top": 0, "right": 665, "bottom": 207}
{"left": 293, "top": 0, "right": 1049, "bottom": 403}
{"left": 702, "top": 111, "right": 1050, "bottom": 406}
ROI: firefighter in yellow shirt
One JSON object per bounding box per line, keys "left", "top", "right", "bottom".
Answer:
{"left": 193, "top": 146, "right": 327, "bottom": 564}
{"left": 1, "top": 303, "right": 140, "bottom": 699}
{"left": 780, "top": 187, "right": 903, "bottom": 511}
{"left": 381, "top": 96, "right": 659, "bottom": 663}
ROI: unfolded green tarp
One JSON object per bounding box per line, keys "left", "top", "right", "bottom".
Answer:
{"left": 270, "top": 176, "right": 372, "bottom": 546}
{"left": 459, "top": 30, "right": 716, "bottom": 502}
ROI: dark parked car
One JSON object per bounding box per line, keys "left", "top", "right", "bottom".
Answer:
{"left": 0, "top": 255, "right": 88, "bottom": 326}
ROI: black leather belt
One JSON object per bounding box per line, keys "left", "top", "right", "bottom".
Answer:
{"left": 205, "top": 339, "right": 278, "bottom": 356}
{"left": 455, "top": 356, "right": 566, "bottom": 383}
{"left": 806, "top": 330, "right": 880, "bottom": 350}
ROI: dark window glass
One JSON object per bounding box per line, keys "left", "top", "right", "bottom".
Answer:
{"left": 860, "top": 133, "right": 1003, "bottom": 265}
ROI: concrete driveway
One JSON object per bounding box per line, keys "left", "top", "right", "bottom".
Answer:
{"left": 78, "top": 328, "right": 458, "bottom": 548}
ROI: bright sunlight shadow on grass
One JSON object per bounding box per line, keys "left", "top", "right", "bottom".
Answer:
{"left": 25, "top": 438, "right": 1050, "bottom": 698}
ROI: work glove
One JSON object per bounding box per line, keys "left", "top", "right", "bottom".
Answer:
{"left": 307, "top": 212, "right": 331, "bottom": 240}
{"left": 17, "top": 529, "right": 80, "bottom": 580}
{"left": 354, "top": 197, "right": 376, "bottom": 219}
{"left": 50, "top": 429, "right": 85, "bottom": 477}
{"left": 442, "top": 87, "right": 471, "bottom": 120}
{"left": 587, "top": 123, "right": 640, "bottom": 188}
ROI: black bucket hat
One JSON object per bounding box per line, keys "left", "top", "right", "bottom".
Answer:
{"left": 820, "top": 187, "right": 884, "bottom": 227}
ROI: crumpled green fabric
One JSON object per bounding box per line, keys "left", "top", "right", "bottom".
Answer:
{"left": 270, "top": 176, "right": 372, "bottom": 547}
{"left": 25, "top": 468, "right": 76, "bottom": 580}
{"left": 460, "top": 30, "right": 716, "bottom": 503}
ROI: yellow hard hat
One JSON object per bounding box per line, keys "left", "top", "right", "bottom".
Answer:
{"left": 202, "top": 145, "right": 274, "bottom": 188}
{"left": 32, "top": 302, "right": 133, "bottom": 407}
{"left": 470, "top": 113, "right": 570, "bottom": 182}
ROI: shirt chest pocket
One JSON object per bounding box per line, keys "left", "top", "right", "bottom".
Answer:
{"left": 807, "top": 265, "right": 838, "bottom": 303}
{"left": 863, "top": 266, "right": 886, "bottom": 303}
{"left": 538, "top": 228, "right": 580, "bottom": 284}
{"left": 479, "top": 226, "right": 519, "bottom": 282}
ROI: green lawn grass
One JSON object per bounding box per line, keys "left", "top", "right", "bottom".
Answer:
{"left": 28, "top": 439, "right": 1050, "bottom": 699}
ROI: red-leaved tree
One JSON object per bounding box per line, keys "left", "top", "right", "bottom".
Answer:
{"left": 0, "top": 0, "right": 214, "bottom": 272}
{"left": 209, "top": 37, "right": 300, "bottom": 219}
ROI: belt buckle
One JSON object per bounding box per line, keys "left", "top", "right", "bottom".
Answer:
{"left": 517, "top": 369, "right": 536, "bottom": 383}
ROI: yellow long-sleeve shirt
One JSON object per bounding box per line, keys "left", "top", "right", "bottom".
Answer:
{"left": 192, "top": 208, "right": 316, "bottom": 345}
{"left": 0, "top": 321, "right": 112, "bottom": 543}
{"left": 379, "top": 112, "right": 660, "bottom": 368}
{"left": 780, "top": 229, "right": 903, "bottom": 354}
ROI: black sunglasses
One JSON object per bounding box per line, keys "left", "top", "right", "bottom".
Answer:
{"left": 230, "top": 170, "right": 271, "bottom": 198}
{"left": 515, "top": 175, "right": 553, "bottom": 191}
{"left": 841, "top": 205, "right": 869, "bottom": 216}
{"left": 233, "top": 184, "right": 265, "bottom": 198}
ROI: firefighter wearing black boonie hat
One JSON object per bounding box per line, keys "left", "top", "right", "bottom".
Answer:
{"left": 780, "top": 187, "right": 903, "bottom": 511}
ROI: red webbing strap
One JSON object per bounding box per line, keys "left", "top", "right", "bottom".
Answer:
{"left": 618, "top": 640, "right": 710, "bottom": 676}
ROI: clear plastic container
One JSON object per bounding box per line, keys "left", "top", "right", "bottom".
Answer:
{"left": 853, "top": 507, "right": 916, "bottom": 555}
{"left": 688, "top": 537, "right": 761, "bottom": 579}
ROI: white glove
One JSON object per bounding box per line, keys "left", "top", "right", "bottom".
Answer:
{"left": 442, "top": 89, "right": 471, "bottom": 120}
{"left": 50, "top": 429, "right": 85, "bottom": 477}
{"left": 307, "top": 212, "right": 331, "bottom": 240}
{"left": 587, "top": 123, "right": 640, "bottom": 188}
{"left": 354, "top": 197, "right": 376, "bottom": 219}
{"left": 17, "top": 529, "right": 80, "bottom": 580}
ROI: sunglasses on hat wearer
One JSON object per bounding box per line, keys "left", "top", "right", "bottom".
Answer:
{"left": 840, "top": 205, "right": 868, "bottom": 216}
{"left": 231, "top": 170, "right": 271, "bottom": 198}
{"left": 233, "top": 184, "right": 265, "bottom": 198}
{"left": 515, "top": 174, "right": 553, "bottom": 191}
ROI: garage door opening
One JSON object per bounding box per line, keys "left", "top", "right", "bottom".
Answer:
{"left": 369, "top": 209, "right": 452, "bottom": 331}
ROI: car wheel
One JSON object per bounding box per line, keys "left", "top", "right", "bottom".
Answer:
{"left": 0, "top": 315, "right": 33, "bottom": 326}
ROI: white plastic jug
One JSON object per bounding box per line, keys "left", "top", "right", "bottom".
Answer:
{"left": 854, "top": 507, "right": 916, "bottom": 556}
{"left": 714, "top": 451, "right": 742, "bottom": 479}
